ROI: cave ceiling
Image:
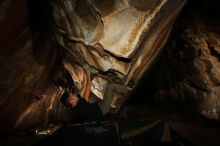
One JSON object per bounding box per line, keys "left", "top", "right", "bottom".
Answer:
{"left": 52, "top": 0, "right": 187, "bottom": 95}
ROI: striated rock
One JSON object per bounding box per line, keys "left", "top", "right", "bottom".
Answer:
{"left": 52, "top": 0, "right": 187, "bottom": 88}
{"left": 0, "top": 0, "right": 68, "bottom": 133}
{"left": 0, "top": 0, "right": 187, "bottom": 133}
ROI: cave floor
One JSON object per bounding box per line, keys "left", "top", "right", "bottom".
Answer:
{"left": 106, "top": 104, "right": 220, "bottom": 146}
{"left": 1, "top": 104, "right": 220, "bottom": 146}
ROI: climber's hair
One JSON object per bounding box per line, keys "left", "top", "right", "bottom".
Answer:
{"left": 59, "top": 68, "right": 77, "bottom": 107}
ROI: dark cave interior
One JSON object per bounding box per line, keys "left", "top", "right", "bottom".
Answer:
{"left": 1, "top": 0, "right": 220, "bottom": 145}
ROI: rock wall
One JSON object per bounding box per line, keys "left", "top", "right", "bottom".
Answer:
{"left": 51, "top": 0, "right": 186, "bottom": 102}
{"left": 141, "top": 7, "right": 220, "bottom": 120}
{"left": 0, "top": 0, "right": 72, "bottom": 134}
{"left": 1, "top": 0, "right": 208, "bottom": 133}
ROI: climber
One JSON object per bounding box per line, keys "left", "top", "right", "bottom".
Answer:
{"left": 60, "top": 69, "right": 130, "bottom": 122}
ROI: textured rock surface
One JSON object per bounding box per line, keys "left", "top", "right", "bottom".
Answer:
{"left": 140, "top": 12, "right": 220, "bottom": 120}
{"left": 52, "top": 0, "right": 187, "bottom": 95}
{"left": 0, "top": 2, "right": 220, "bottom": 145}
{"left": 0, "top": 0, "right": 187, "bottom": 133}
{"left": 0, "top": 0, "right": 71, "bottom": 133}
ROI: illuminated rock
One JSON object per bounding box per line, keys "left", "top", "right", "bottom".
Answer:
{"left": 0, "top": 0, "right": 187, "bottom": 133}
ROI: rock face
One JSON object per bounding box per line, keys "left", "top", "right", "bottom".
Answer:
{"left": 0, "top": 0, "right": 71, "bottom": 133}
{"left": 52, "top": 0, "right": 186, "bottom": 97}
{"left": 180, "top": 17, "right": 220, "bottom": 118}
{"left": 142, "top": 12, "right": 220, "bottom": 120}
{"left": 0, "top": 0, "right": 187, "bottom": 133}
